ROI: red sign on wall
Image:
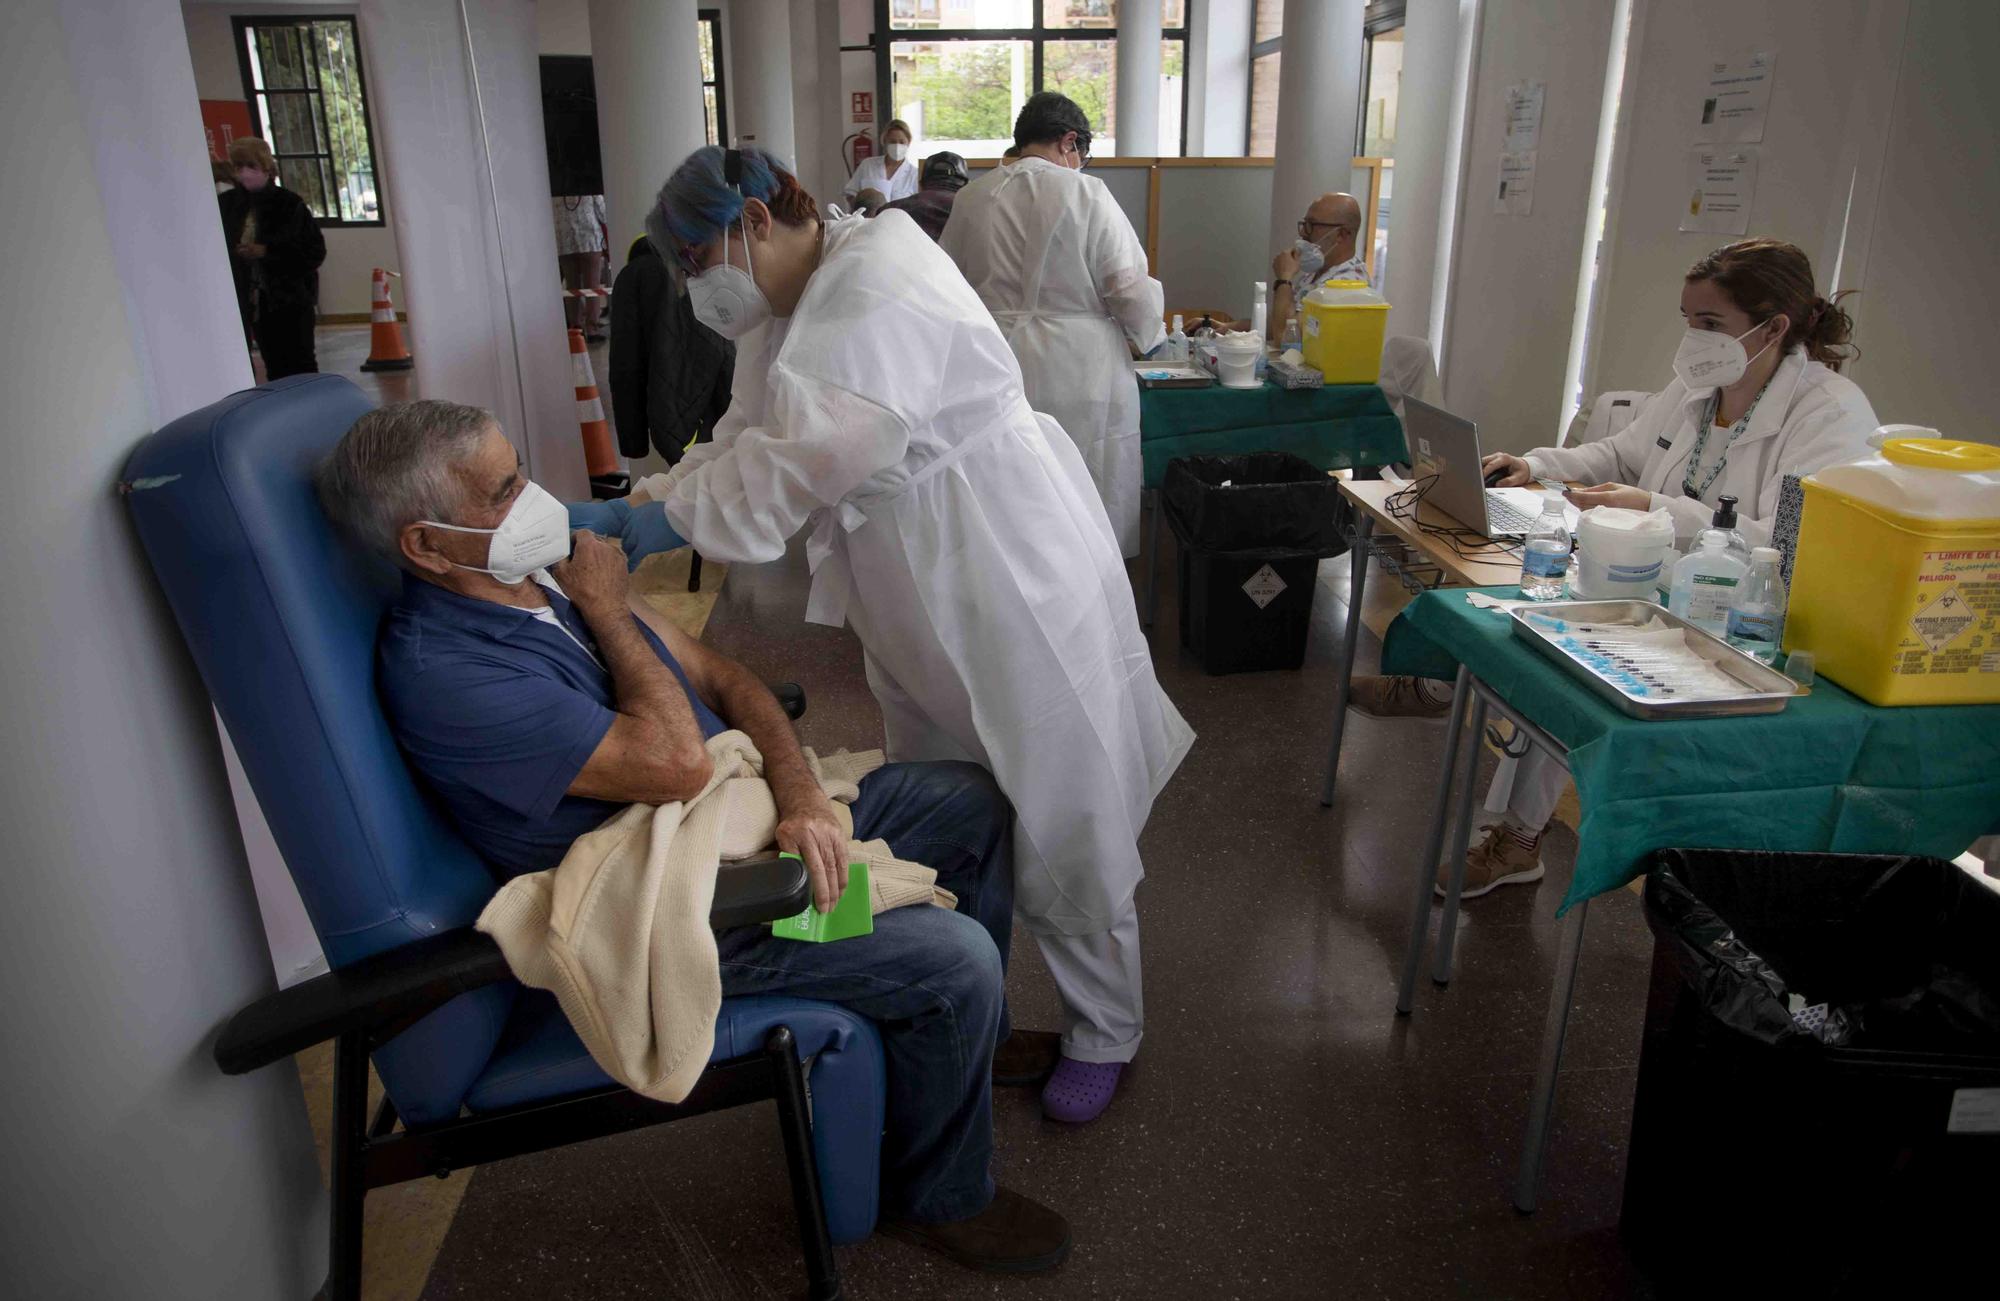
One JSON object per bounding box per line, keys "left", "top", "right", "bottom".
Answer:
{"left": 200, "top": 99, "right": 256, "bottom": 161}
{"left": 850, "top": 91, "right": 874, "bottom": 124}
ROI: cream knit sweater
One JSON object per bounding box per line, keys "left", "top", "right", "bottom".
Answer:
{"left": 476, "top": 730, "right": 953, "bottom": 1103}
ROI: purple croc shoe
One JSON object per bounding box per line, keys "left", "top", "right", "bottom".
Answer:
{"left": 1040, "top": 1057, "right": 1124, "bottom": 1124}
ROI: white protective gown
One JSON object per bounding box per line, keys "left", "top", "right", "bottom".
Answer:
{"left": 638, "top": 211, "right": 1194, "bottom": 937}
{"left": 940, "top": 156, "right": 1165, "bottom": 557}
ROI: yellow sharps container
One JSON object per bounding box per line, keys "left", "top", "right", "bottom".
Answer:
{"left": 1299, "top": 279, "right": 1389, "bottom": 384}
{"left": 1786, "top": 437, "right": 2000, "bottom": 705}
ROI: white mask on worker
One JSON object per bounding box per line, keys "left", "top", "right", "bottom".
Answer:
{"left": 687, "top": 212, "right": 771, "bottom": 341}
{"left": 885, "top": 142, "right": 908, "bottom": 162}
{"left": 1673, "top": 320, "right": 1775, "bottom": 390}
{"left": 1294, "top": 238, "right": 1326, "bottom": 280}
{"left": 420, "top": 480, "right": 571, "bottom": 585}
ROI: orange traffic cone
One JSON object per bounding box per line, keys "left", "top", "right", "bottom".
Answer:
{"left": 569, "top": 328, "right": 626, "bottom": 497}
{"left": 359, "top": 267, "right": 413, "bottom": 372}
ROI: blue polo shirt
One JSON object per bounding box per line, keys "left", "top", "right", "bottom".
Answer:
{"left": 377, "top": 572, "right": 726, "bottom": 879}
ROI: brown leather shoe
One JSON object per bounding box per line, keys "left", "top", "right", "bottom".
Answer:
{"left": 992, "top": 1029, "right": 1062, "bottom": 1086}
{"left": 882, "top": 1186, "right": 1073, "bottom": 1274}
{"left": 1348, "top": 674, "right": 1453, "bottom": 719}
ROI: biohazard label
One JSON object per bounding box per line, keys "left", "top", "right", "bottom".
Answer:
{"left": 1243, "top": 564, "right": 1288, "bottom": 609}
{"left": 1892, "top": 549, "right": 2000, "bottom": 676}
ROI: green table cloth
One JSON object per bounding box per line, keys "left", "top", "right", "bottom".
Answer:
{"left": 1380, "top": 587, "right": 2000, "bottom": 914}
{"left": 1138, "top": 381, "right": 1405, "bottom": 488}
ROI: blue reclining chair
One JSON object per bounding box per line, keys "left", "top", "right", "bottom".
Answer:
{"left": 122, "top": 376, "right": 885, "bottom": 1301}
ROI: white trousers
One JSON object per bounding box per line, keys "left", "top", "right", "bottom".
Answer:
{"left": 1501, "top": 748, "right": 1568, "bottom": 832}
{"left": 1032, "top": 900, "right": 1144, "bottom": 1063}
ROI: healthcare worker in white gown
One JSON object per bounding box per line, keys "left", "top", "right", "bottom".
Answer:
{"left": 940, "top": 92, "right": 1164, "bottom": 558}
{"left": 629, "top": 145, "right": 1193, "bottom": 1123}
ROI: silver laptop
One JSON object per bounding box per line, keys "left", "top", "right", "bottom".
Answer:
{"left": 1400, "top": 396, "right": 1576, "bottom": 538}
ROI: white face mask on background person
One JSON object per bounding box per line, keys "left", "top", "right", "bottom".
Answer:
{"left": 885, "top": 142, "right": 909, "bottom": 162}
{"left": 1294, "top": 238, "right": 1326, "bottom": 279}
{"left": 420, "top": 480, "right": 571, "bottom": 585}
{"left": 1673, "top": 319, "right": 1776, "bottom": 390}
{"left": 687, "top": 211, "right": 772, "bottom": 341}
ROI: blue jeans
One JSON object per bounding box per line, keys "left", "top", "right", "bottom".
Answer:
{"left": 715, "top": 761, "right": 1015, "bottom": 1224}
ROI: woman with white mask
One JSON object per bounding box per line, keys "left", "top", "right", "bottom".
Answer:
{"left": 617, "top": 145, "right": 1194, "bottom": 1125}
{"left": 841, "top": 119, "right": 919, "bottom": 208}
{"left": 1391, "top": 238, "right": 1881, "bottom": 902}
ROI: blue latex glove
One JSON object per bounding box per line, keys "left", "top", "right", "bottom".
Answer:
{"left": 566, "top": 497, "right": 631, "bottom": 537}
{"left": 617, "top": 499, "right": 687, "bottom": 571}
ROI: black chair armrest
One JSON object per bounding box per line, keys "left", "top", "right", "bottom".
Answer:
{"left": 214, "top": 855, "right": 810, "bottom": 1076}
{"left": 772, "top": 681, "right": 807, "bottom": 720}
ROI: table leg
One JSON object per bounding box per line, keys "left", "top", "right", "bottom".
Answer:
{"left": 1317, "top": 514, "right": 1375, "bottom": 807}
{"left": 1431, "top": 692, "right": 1490, "bottom": 986}
{"left": 1395, "top": 662, "right": 1471, "bottom": 1015}
{"left": 1144, "top": 487, "right": 1162, "bottom": 628}
{"left": 1513, "top": 897, "right": 1591, "bottom": 1214}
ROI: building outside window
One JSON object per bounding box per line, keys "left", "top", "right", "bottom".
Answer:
{"left": 885, "top": 1, "right": 1188, "bottom": 159}
{"left": 233, "top": 15, "right": 382, "bottom": 226}
{"left": 699, "top": 9, "right": 728, "bottom": 146}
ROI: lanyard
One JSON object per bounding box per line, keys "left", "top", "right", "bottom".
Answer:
{"left": 1682, "top": 377, "right": 1772, "bottom": 501}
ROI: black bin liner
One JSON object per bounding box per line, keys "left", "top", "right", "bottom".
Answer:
{"left": 1622, "top": 850, "right": 2000, "bottom": 1294}
{"left": 1164, "top": 454, "right": 1346, "bottom": 675}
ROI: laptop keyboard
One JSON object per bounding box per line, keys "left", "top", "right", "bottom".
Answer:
{"left": 1485, "top": 490, "right": 1539, "bottom": 536}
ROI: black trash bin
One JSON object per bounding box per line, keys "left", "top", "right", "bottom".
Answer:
{"left": 1163, "top": 453, "right": 1347, "bottom": 675}
{"left": 1623, "top": 850, "right": 2000, "bottom": 1295}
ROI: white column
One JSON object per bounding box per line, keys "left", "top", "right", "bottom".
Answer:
{"left": 359, "top": 0, "right": 583, "bottom": 499}
{"left": 730, "top": 0, "right": 798, "bottom": 164}
{"left": 1268, "top": 0, "right": 1366, "bottom": 253}
{"left": 589, "top": 0, "right": 707, "bottom": 257}
{"left": 789, "top": 0, "right": 827, "bottom": 199}
{"left": 1382, "top": 0, "right": 1469, "bottom": 343}
{"left": 1115, "top": 0, "right": 1163, "bottom": 156}
{"left": 2, "top": 1, "right": 328, "bottom": 1296}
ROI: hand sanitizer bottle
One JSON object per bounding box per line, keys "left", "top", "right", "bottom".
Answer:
{"left": 1520, "top": 491, "right": 1572, "bottom": 600}
{"left": 1167, "top": 314, "right": 1188, "bottom": 363}
{"left": 1669, "top": 523, "right": 1751, "bottom": 636}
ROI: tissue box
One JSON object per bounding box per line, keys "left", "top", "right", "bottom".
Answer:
{"left": 1267, "top": 355, "right": 1324, "bottom": 390}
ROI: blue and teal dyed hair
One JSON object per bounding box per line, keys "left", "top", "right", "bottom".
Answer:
{"left": 644, "top": 146, "right": 818, "bottom": 261}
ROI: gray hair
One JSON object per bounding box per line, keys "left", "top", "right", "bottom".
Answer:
{"left": 316, "top": 399, "right": 495, "bottom": 566}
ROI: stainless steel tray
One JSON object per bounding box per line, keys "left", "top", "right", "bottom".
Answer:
{"left": 1506, "top": 600, "right": 1798, "bottom": 720}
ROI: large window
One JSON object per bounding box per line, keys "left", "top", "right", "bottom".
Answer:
{"left": 699, "top": 9, "right": 727, "bottom": 146}
{"left": 885, "top": 1, "right": 1189, "bottom": 159}
{"left": 233, "top": 15, "right": 382, "bottom": 226}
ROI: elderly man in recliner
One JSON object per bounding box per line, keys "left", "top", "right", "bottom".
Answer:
{"left": 315, "top": 399, "right": 1069, "bottom": 1275}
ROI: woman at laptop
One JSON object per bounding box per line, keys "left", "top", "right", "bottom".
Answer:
{"left": 1352, "top": 237, "right": 1879, "bottom": 899}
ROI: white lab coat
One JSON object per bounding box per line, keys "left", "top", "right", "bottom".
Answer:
{"left": 636, "top": 212, "right": 1193, "bottom": 937}
{"left": 939, "top": 157, "right": 1166, "bottom": 557}
{"left": 842, "top": 154, "right": 919, "bottom": 205}
{"left": 1525, "top": 347, "right": 1880, "bottom": 546}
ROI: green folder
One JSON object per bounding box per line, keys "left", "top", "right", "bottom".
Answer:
{"left": 770, "top": 857, "right": 874, "bottom": 943}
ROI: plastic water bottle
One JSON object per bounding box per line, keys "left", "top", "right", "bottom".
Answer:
{"left": 1519, "top": 491, "right": 1572, "bottom": 600}
{"left": 1167, "top": 314, "right": 1189, "bottom": 363}
{"left": 1726, "top": 547, "right": 1788, "bottom": 663}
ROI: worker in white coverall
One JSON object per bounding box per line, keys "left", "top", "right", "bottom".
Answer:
{"left": 940, "top": 92, "right": 1166, "bottom": 558}
{"left": 610, "top": 145, "right": 1193, "bottom": 1124}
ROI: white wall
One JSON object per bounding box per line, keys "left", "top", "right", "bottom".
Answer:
{"left": 1381, "top": 0, "right": 1468, "bottom": 346}
{"left": 1818, "top": 0, "right": 2000, "bottom": 436}
{"left": 1193, "top": 0, "right": 1251, "bottom": 157}
{"left": 538, "top": 0, "right": 592, "bottom": 54}
{"left": 1586, "top": 0, "right": 1875, "bottom": 400}
{"left": 4, "top": 1, "right": 329, "bottom": 1294}
{"left": 181, "top": 1, "right": 403, "bottom": 316}
{"left": 728, "top": 0, "right": 795, "bottom": 161}
{"left": 1437, "top": 0, "right": 1617, "bottom": 451}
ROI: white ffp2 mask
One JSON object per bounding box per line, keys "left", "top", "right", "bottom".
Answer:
{"left": 687, "top": 212, "right": 772, "bottom": 341}
{"left": 1673, "top": 320, "right": 1775, "bottom": 390}
{"left": 885, "top": 142, "right": 909, "bottom": 162}
{"left": 421, "top": 480, "right": 571, "bottom": 585}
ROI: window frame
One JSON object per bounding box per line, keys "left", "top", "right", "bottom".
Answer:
{"left": 1359, "top": 1, "right": 1406, "bottom": 157}
{"left": 699, "top": 9, "right": 729, "bottom": 147}
{"left": 876, "top": 0, "right": 1192, "bottom": 158}
{"left": 231, "top": 13, "right": 385, "bottom": 229}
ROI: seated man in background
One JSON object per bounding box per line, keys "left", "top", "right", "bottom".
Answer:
{"left": 1268, "top": 191, "right": 1368, "bottom": 343}
{"left": 315, "top": 400, "right": 1070, "bottom": 1275}
{"left": 882, "top": 152, "right": 970, "bottom": 242}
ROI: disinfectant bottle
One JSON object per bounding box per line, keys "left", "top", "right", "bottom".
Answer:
{"left": 1725, "top": 547, "right": 1788, "bottom": 663}
{"left": 1709, "top": 494, "right": 1752, "bottom": 566}
{"left": 1668, "top": 514, "right": 1751, "bottom": 636}
{"left": 1167, "top": 314, "right": 1189, "bottom": 363}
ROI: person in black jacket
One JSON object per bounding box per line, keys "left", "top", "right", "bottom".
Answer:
{"left": 883, "top": 151, "right": 969, "bottom": 243}
{"left": 220, "top": 137, "right": 327, "bottom": 380}
{"left": 608, "top": 237, "right": 734, "bottom": 467}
